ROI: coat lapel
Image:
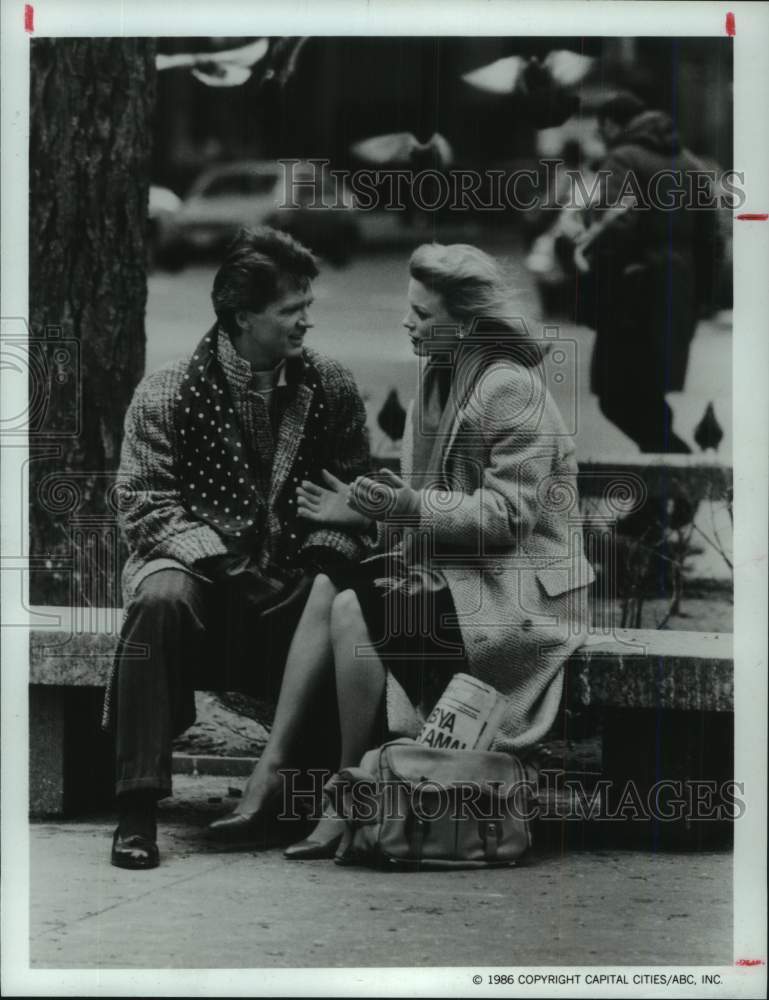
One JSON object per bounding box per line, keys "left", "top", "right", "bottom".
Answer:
{"left": 269, "top": 383, "right": 313, "bottom": 506}
{"left": 439, "top": 357, "right": 483, "bottom": 480}
{"left": 406, "top": 350, "right": 497, "bottom": 487}
{"left": 403, "top": 396, "right": 466, "bottom": 485}
{"left": 401, "top": 400, "right": 415, "bottom": 480}
{"left": 440, "top": 403, "right": 467, "bottom": 480}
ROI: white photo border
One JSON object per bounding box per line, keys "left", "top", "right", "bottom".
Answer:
{"left": 2, "top": 0, "right": 767, "bottom": 996}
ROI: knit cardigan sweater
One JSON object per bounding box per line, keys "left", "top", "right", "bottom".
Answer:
{"left": 116, "top": 331, "right": 371, "bottom": 603}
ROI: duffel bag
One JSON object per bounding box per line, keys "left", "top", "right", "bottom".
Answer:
{"left": 333, "top": 738, "right": 535, "bottom": 870}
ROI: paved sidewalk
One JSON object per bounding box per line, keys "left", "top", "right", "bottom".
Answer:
{"left": 29, "top": 777, "right": 732, "bottom": 970}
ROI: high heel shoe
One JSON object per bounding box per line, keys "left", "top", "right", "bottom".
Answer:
{"left": 283, "top": 816, "right": 346, "bottom": 860}
{"left": 207, "top": 784, "right": 283, "bottom": 844}
{"left": 284, "top": 776, "right": 346, "bottom": 860}
{"left": 207, "top": 810, "right": 277, "bottom": 844}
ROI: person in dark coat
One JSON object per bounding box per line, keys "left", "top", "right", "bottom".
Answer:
{"left": 576, "top": 92, "right": 722, "bottom": 454}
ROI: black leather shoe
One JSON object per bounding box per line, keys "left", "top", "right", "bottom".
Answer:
{"left": 283, "top": 819, "right": 346, "bottom": 860}
{"left": 207, "top": 810, "right": 278, "bottom": 844}
{"left": 284, "top": 773, "right": 348, "bottom": 860}
{"left": 111, "top": 828, "right": 159, "bottom": 870}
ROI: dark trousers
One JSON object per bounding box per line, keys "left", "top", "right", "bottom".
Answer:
{"left": 597, "top": 387, "right": 694, "bottom": 534}
{"left": 113, "top": 568, "right": 336, "bottom": 798}
{"left": 598, "top": 388, "right": 691, "bottom": 455}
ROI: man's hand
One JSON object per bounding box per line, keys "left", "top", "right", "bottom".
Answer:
{"left": 348, "top": 467, "right": 421, "bottom": 523}
{"left": 296, "top": 469, "right": 372, "bottom": 529}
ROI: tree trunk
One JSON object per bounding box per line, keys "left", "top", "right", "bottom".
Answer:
{"left": 29, "top": 38, "right": 156, "bottom": 608}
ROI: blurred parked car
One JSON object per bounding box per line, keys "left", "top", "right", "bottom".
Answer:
{"left": 154, "top": 160, "right": 360, "bottom": 269}
{"left": 147, "top": 185, "right": 183, "bottom": 270}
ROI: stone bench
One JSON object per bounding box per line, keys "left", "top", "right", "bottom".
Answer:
{"left": 565, "top": 629, "right": 734, "bottom": 846}
{"left": 374, "top": 452, "right": 733, "bottom": 503}
{"left": 565, "top": 629, "right": 733, "bottom": 712}
{"left": 29, "top": 607, "right": 734, "bottom": 828}
{"left": 576, "top": 453, "right": 732, "bottom": 502}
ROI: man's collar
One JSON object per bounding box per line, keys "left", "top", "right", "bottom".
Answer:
{"left": 216, "top": 326, "right": 254, "bottom": 393}
{"left": 216, "top": 326, "right": 305, "bottom": 390}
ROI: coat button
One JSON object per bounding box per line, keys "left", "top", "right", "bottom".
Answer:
{"left": 521, "top": 619, "right": 533, "bottom": 631}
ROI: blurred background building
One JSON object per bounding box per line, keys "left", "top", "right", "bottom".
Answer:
{"left": 151, "top": 37, "right": 732, "bottom": 191}
{"left": 145, "top": 34, "right": 733, "bottom": 481}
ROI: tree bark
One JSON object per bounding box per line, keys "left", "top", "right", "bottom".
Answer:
{"left": 29, "top": 38, "right": 156, "bottom": 607}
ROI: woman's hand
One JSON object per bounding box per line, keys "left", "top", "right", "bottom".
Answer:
{"left": 348, "top": 467, "right": 421, "bottom": 522}
{"left": 296, "top": 469, "right": 373, "bottom": 529}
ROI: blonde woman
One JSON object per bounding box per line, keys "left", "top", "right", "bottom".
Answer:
{"left": 208, "top": 243, "right": 594, "bottom": 855}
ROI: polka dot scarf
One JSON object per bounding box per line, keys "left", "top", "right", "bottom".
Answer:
{"left": 175, "top": 325, "right": 329, "bottom": 563}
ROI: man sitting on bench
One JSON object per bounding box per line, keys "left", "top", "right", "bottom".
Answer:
{"left": 106, "top": 226, "right": 371, "bottom": 870}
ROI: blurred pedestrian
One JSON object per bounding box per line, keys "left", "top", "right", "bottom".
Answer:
{"left": 575, "top": 91, "right": 722, "bottom": 454}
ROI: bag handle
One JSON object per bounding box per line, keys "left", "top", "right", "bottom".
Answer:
{"left": 336, "top": 766, "right": 373, "bottom": 784}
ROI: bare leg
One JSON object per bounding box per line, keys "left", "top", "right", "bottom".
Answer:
{"left": 235, "top": 573, "right": 338, "bottom": 816}
{"left": 329, "top": 589, "right": 387, "bottom": 769}
{"left": 284, "top": 588, "right": 387, "bottom": 858}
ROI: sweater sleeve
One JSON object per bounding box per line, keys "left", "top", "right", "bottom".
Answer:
{"left": 325, "top": 359, "right": 371, "bottom": 482}
{"left": 417, "top": 366, "right": 555, "bottom": 551}
{"left": 300, "top": 358, "right": 374, "bottom": 561}
{"left": 117, "top": 366, "right": 228, "bottom": 566}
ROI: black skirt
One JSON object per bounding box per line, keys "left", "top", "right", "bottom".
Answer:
{"left": 326, "top": 554, "right": 468, "bottom": 716}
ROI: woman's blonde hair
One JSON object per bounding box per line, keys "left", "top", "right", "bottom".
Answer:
{"left": 409, "top": 243, "right": 542, "bottom": 366}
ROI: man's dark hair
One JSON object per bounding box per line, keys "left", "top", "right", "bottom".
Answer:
{"left": 597, "top": 91, "right": 647, "bottom": 128}
{"left": 211, "top": 226, "right": 319, "bottom": 335}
